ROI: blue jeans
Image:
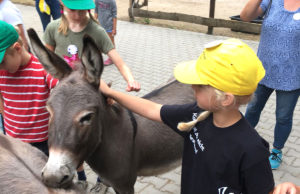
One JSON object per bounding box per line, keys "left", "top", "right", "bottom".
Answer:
{"left": 245, "top": 84, "right": 300, "bottom": 149}
{"left": 35, "top": 0, "right": 61, "bottom": 31}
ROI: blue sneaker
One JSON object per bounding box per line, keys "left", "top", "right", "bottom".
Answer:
{"left": 269, "top": 148, "right": 282, "bottom": 170}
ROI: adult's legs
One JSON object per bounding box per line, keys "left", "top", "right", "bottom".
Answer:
{"left": 245, "top": 84, "right": 274, "bottom": 127}
{"left": 36, "top": 0, "right": 61, "bottom": 31}
{"left": 46, "top": 0, "right": 61, "bottom": 20}
{"left": 273, "top": 89, "right": 300, "bottom": 149}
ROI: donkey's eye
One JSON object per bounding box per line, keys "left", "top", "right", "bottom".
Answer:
{"left": 76, "top": 110, "right": 95, "bottom": 126}
{"left": 79, "top": 113, "right": 93, "bottom": 125}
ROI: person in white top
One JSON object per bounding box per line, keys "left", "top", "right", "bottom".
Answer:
{"left": 0, "top": 0, "right": 29, "bottom": 51}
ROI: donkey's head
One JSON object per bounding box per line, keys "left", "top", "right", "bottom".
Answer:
{"left": 27, "top": 29, "right": 105, "bottom": 188}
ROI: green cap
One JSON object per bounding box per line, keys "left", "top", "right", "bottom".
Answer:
{"left": 0, "top": 21, "right": 19, "bottom": 63}
{"left": 61, "top": 0, "right": 95, "bottom": 10}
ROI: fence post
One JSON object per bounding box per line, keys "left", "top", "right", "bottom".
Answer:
{"left": 207, "top": 0, "right": 216, "bottom": 34}
{"left": 129, "top": 0, "right": 134, "bottom": 22}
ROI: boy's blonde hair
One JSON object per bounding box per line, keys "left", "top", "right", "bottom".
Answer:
{"left": 177, "top": 85, "right": 253, "bottom": 132}
{"left": 214, "top": 87, "right": 253, "bottom": 107}
{"left": 58, "top": 6, "right": 99, "bottom": 35}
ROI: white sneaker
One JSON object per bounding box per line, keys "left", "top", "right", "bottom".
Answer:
{"left": 90, "top": 182, "right": 108, "bottom": 194}
{"left": 75, "top": 180, "right": 88, "bottom": 191}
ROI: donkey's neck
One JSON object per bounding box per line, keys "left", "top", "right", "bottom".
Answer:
{"left": 86, "top": 103, "right": 135, "bottom": 176}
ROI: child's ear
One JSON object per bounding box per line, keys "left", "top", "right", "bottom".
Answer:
{"left": 221, "top": 93, "right": 235, "bottom": 107}
{"left": 12, "top": 42, "right": 22, "bottom": 52}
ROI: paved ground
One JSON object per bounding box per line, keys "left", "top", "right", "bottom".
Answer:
{"left": 17, "top": 3, "right": 300, "bottom": 193}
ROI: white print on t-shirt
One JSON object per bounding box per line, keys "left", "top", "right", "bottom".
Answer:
{"left": 67, "top": 45, "right": 78, "bottom": 55}
{"left": 189, "top": 113, "right": 205, "bottom": 154}
{"left": 63, "top": 45, "right": 80, "bottom": 69}
{"left": 218, "top": 187, "right": 235, "bottom": 194}
{"left": 293, "top": 13, "right": 300, "bottom": 20}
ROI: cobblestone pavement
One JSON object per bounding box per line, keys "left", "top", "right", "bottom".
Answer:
{"left": 17, "top": 3, "right": 300, "bottom": 193}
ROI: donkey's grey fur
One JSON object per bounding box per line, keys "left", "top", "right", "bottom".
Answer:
{"left": 0, "top": 134, "right": 83, "bottom": 194}
{"left": 27, "top": 28, "right": 194, "bottom": 194}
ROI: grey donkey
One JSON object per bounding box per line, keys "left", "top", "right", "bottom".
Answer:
{"left": 27, "top": 28, "right": 195, "bottom": 194}
{"left": 0, "top": 134, "right": 84, "bottom": 194}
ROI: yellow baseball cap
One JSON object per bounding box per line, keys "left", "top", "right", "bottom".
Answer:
{"left": 174, "top": 39, "right": 265, "bottom": 95}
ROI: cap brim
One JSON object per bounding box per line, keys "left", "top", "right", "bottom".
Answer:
{"left": 0, "top": 50, "right": 5, "bottom": 64}
{"left": 174, "top": 60, "right": 207, "bottom": 85}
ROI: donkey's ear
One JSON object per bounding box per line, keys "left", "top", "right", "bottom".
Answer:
{"left": 81, "top": 35, "right": 104, "bottom": 89}
{"left": 27, "top": 28, "right": 72, "bottom": 80}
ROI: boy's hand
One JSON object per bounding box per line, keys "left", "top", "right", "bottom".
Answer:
{"left": 273, "top": 182, "right": 299, "bottom": 194}
{"left": 99, "top": 80, "right": 115, "bottom": 105}
{"left": 100, "top": 79, "right": 112, "bottom": 97}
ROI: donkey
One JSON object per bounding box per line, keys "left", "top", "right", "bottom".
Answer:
{"left": 0, "top": 134, "right": 83, "bottom": 194}
{"left": 27, "top": 28, "right": 194, "bottom": 194}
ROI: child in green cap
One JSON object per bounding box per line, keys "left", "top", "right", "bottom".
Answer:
{"left": 43, "top": 0, "right": 140, "bottom": 92}
{"left": 0, "top": 21, "right": 58, "bottom": 155}
{"left": 100, "top": 39, "right": 275, "bottom": 194}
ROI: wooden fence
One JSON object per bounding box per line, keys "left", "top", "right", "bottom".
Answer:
{"left": 128, "top": 0, "right": 262, "bottom": 35}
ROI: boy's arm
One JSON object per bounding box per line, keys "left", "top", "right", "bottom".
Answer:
{"left": 240, "top": 0, "right": 264, "bottom": 22}
{"left": 45, "top": 73, "right": 59, "bottom": 89}
{"left": 100, "top": 80, "right": 162, "bottom": 122}
{"left": 242, "top": 158, "right": 275, "bottom": 194}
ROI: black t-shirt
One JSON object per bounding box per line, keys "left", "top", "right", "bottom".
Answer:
{"left": 161, "top": 102, "right": 274, "bottom": 194}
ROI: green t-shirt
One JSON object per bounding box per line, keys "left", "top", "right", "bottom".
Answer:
{"left": 43, "top": 19, "right": 114, "bottom": 59}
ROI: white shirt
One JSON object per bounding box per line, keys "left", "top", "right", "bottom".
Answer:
{"left": 0, "top": 0, "right": 23, "bottom": 26}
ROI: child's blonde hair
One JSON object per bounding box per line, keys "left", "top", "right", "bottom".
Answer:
{"left": 214, "top": 87, "right": 253, "bottom": 107}
{"left": 58, "top": 5, "right": 99, "bottom": 35}
{"left": 177, "top": 85, "right": 253, "bottom": 132}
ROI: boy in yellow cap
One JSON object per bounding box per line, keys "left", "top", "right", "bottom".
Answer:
{"left": 100, "top": 39, "right": 275, "bottom": 193}
{"left": 0, "top": 21, "right": 58, "bottom": 155}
